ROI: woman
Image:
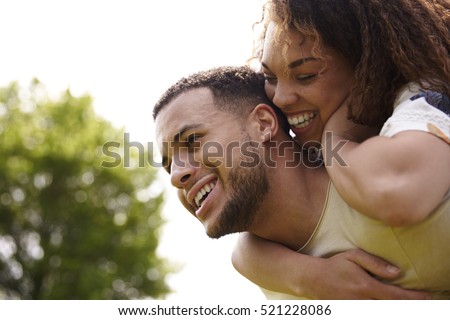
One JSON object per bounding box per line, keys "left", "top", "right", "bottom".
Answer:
{"left": 233, "top": 0, "right": 450, "bottom": 299}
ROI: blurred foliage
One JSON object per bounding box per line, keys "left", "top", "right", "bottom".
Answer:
{"left": 0, "top": 80, "right": 170, "bottom": 299}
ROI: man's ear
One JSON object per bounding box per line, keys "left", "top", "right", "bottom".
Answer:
{"left": 249, "top": 104, "right": 279, "bottom": 142}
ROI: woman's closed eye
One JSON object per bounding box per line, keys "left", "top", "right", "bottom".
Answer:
{"left": 264, "top": 74, "right": 277, "bottom": 85}
{"left": 296, "top": 73, "right": 318, "bottom": 82}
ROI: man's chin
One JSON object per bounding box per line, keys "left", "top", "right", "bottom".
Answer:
{"left": 204, "top": 223, "right": 230, "bottom": 239}
{"left": 205, "top": 227, "right": 225, "bottom": 239}
{"left": 206, "top": 233, "right": 224, "bottom": 240}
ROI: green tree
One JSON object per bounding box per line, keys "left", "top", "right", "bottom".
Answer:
{"left": 0, "top": 80, "right": 170, "bottom": 299}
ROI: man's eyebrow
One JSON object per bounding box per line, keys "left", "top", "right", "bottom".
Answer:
{"left": 162, "top": 123, "right": 204, "bottom": 174}
{"left": 173, "top": 123, "right": 204, "bottom": 143}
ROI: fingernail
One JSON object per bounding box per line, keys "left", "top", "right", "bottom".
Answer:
{"left": 387, "top": 265, "right": 400, "bottom": 273}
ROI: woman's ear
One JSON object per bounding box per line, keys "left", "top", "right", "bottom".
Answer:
{"left": 249, "top": 104, "right": 279, "bottom": 142}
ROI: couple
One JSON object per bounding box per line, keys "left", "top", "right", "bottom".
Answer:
{"left": 153, "top": 66, "right": 450, "bottom": 299}
{"left": 153, "top": 0, "right": 450, "bottom": 299}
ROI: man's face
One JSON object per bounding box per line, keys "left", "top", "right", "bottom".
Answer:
{"left": 155, "top": 88, "right": 269, "bottom": 238}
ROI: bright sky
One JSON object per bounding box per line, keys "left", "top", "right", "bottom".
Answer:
{"left": 0, "top": 0, "right": 267, "bottom": 300}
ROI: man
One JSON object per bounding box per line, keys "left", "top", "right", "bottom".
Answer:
{"left": 153, "top": 66, "right": 449, "bottom": 299}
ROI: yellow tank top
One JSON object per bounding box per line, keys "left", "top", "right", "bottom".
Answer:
{"left": 298, "top": 182, "right": 450, "bottom": 299}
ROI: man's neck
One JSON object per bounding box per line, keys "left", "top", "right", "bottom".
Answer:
{"left": 248, "top": 143, "right": 329, "bottom": 250}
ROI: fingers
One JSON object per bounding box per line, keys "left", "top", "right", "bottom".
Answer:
{"left": 345, "top": 249, "right": 401, "bottom": 280}
{"left": 345, "top": 249, "right": 431, "bottom": 299}
{"left": 370, "top": 281, "right": 431, "bottom": 300}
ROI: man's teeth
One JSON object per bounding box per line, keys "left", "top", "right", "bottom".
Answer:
{"left": 288, "top": 112, "right": 317, "bottom": 128}
{"left": 195, "top": 182, "right": 215, "bottom": 208}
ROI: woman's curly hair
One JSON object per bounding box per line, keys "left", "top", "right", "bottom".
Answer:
{"left": 255, "top": 0, "right": 450, "bottom": 126}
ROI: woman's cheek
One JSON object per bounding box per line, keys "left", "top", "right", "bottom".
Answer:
{"left": 264, "top": 84, "right": 276, "bottom": 101}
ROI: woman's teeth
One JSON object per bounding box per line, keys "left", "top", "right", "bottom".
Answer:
{"left": 194, "top": 182, "right": 215, "bottom": 208}
{"left": 288, "top": 112, "right": 317, "bottom": 128}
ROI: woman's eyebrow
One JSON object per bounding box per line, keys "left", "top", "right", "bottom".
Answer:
{"left": 261, "top": 57, "right": 318, "bottom": 71}
{"left": 287, "top": 57, "right": 318, "bottom": 69}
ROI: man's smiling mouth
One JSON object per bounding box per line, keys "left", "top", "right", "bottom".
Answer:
{"left": 194, "top": 182, "right": 216, "bottom": 208}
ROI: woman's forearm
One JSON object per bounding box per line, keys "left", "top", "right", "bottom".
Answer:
{"left": 231, "top": 232, "right": 430, "bottom": 299}
{"left": 322, "top": 131, "right": 450, "bottom": 226}
{"left": 232, "top": 233, "right": 314, "bottom": 297}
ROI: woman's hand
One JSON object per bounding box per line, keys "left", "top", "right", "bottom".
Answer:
{"left": 232, "top": 234, "right": 430, "bottom": 299}
{"left": 301, "top": 250, "right": 430, "bottom": 299}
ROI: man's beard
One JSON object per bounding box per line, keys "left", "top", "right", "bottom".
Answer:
{"left": 206, "top": 153, "right": 269, "bottom": 239}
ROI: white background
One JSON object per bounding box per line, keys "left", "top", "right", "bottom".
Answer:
{"left": 0, "top": 0, "right": 267, "bottom": 300}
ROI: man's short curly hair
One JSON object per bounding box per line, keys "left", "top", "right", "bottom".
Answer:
{"left": 153, "top": 66, "right": 275, "bottom": 120}
{"left": 153, "top": 66, "right": 289, "bottom": 134}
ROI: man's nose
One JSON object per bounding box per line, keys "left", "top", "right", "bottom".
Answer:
{"left": 170, "top": 156, "right": 196, "bottom": 189}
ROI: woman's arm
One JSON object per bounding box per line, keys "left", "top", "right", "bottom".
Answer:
{"left": 232, "top": 233, "right": 430, "bottom": 299}
{"left": 321, "top": 101, "right": 450, "bottom": 227}
{"left": 322, "top": 129, "right": 450, "bottom": 226}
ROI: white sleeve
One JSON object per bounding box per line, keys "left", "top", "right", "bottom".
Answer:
{"left": 380, "top": 90, "right": 450, "bottom": 144}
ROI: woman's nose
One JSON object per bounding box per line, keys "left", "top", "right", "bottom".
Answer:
{"left": 271, "top": 83, "right": 299, "bottom": 110}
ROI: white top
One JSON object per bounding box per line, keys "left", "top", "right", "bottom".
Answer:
{"left": 380, "top": 83, "right": 450, "bottom": 143}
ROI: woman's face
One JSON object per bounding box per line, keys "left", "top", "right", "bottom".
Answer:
{"left": 261, "top": 22, "right": 355, "bottom": 146}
